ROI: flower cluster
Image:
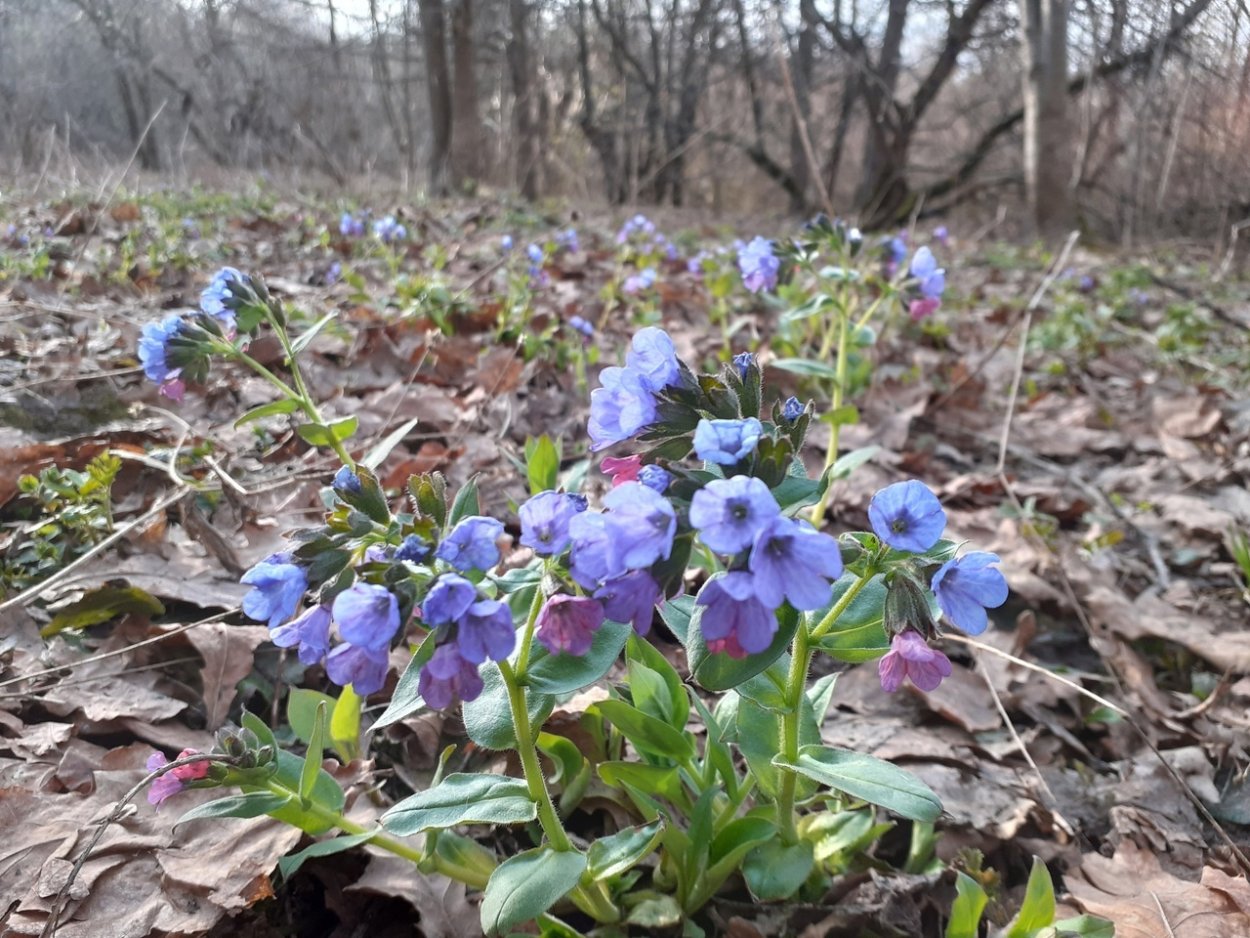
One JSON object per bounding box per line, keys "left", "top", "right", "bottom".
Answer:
{"left": 616, "top": 213, "right": 678, "bottom": 260}
{"left": 737, "top": 237, "right": 780, "bottom": 293}
{"left": 622, "top": 267, "right": 657, "bottom": 295}
{"left": 373, "top": 215, "right": 407, "bottom": 243}
{"left": 340, "top": 211, "right": 366, "bottom": 238}
{"left": 557, "top": 228, "right": 579, "bottom": 253}
{"left": 907, "top": 246, "right": 946, "bottom": 320}
{"left": 588, "top": 327, "right": 683, "bottom": 450}
{"left": 146, "top": 749, "right": 210, "bottom": 805}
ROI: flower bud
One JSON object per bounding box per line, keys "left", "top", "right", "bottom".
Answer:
{"left": 883, "top": 572, "right": 937, "bottom": 641}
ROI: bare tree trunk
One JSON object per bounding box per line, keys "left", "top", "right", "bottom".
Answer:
{"left": 1020, "top": 0, "right": 1073, "bottom": 235}
{"left": 418, "top": 0, "right": 454, "bottom": 194}
{"left": 788, "top": 0, "right": 817, "bottom": 212}
{"left": 854, "top": 0, "right": 908, "bottom": 211}
{"left": 450, "top": 0, "right": 483, "bottom": 189}
{"left": 507, "top": 0, "right": 540, "bottom": 198}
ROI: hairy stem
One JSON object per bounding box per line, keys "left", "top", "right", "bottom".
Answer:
{"left": 775, "top": 624, "right": 812, "bottom": 845}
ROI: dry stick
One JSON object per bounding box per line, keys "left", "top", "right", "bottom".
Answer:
{"left": 947, "top": 635, "right": 1250, "bottom": 878}
{"left": 41, "top": 752, "right": 239, "bottom": 938}
{"left": 0, "top": 487, "right": 189, "bottom": 615}
{"left": 774, "top": 29, "right": 835, "bottom": 218}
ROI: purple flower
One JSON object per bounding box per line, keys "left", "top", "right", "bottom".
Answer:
{"left": 138, "top": 313, "right": 187, "bottom": 401}
{"left": 603, "top": 482, "right": 677, "bottom": 570}
{"left": 146, "top": 749, "right": 209, "bottom": 805}
{"left": 271, "top": 604, "right": 332, "bottom": 665}
{"left": 933, "top": 225, "right": 949, "bottom": 246}
{"left": 241, "top": 554, "right": 308, "bottom": 628}
{"left": 931, "top": 552, "right": 1008, "bottom": 635}
{"left": 737, "top": 237, "right": 780, "bottom": 293}
{"left": 883, "top": 235, "right": 907, "bottom": 265}
{"left": 867, "top": 480, "right": 946, "bottom": 554}
{"left": 638, "top": 465, "right": 672, "bottom": 493}
{"left": 536, "top": 594, "right": 605, "bottom": 656}
{"left": 750, "top": 516, "right": 843, "bottom": 610}
{"left": 373, "top": 215, "right": 407, "bottom": 243}
{"left": 569, "top": 315, "right": 595, "bottom": 338}
{"left": 625, "top": 326, "right": 680, "bottom": 392}
{"left": 457, "top": 599, "right": 516, "bottom": 664}
{"left": 782, "top": 396, "right": 804, "bottom": 422}
{"left": 687, "top": 251, "right": 709, "bottom": 275}
{"left": 419, "top": 644, "right": 484, "bottom": 709}
{"left": 733, "top": 352, "right": 755, "bottom": 378}
{"left": 617, "top": 214, "right": 656, "bottom": 243}
{"left": 436, "top": 516, "right": 505, "bottom": 572}
{"left": 589, "top": 367, "right": 657, "bottom": 451}
{"left": 501, "top": 235, "right": 514, "bottom": 251}
{"left": 199, "top": 266, "right": 251, "bottom": 326}
{"left": 594, "top": 571, "right": 661, "bottom": 636}
{"left": 568, "top": 511, "right": 616, "bottom": 590}
{"left": 325, "top": 261, "right": 342, "bottom": 285}
{"left": 693, "top": 418, "right": 763, "bottom": 466}
{"left": 878, "top": 631, "right": 952, "bottom": 693}
{"left": 697, "top": 572, "right": 776, "bottom": 658}
{"left": 395, "top": 534, "right": 430, "bottom": 563}
{"left": 623, "top": 268, "right": 657, "bottom": 295}
{"left": 333, "top": 583, "right": 401, "bottom": 650}
{"left": 909, "top": 247, "right": 945, "bottom": 300}
{"left": 909, "top": 297, "right": 940, "bottom": 321}
{"left": 340, "top": 212, "right": 365, "bottom": 237}
{"left": 520, "top": 491, "right": 587, "bottom": 556}
{"left": 326, "top": 642, "right": 391, "bottom": 695}
{"left": 558, "top": 228, "right": 579, "bottom": 252}
{"left": 422, "top": 573, "right": 477, "bottom": 626}
{"left": 690, "top": 476, "right": 780, "bottom": 554}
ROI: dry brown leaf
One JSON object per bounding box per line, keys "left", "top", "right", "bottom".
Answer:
{"left": 185, "top": 624, "right": 270, "bottom": 730}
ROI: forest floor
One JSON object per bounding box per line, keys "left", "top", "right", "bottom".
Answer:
{"left": 2, "top": 184, "right": 1250, "bottom": 938}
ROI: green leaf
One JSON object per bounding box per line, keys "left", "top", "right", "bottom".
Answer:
{"left": 278, "top": 830, "right": 375, "bottom": 880}
{"left": 234, "top": 397, "right": 300, "bottom": 428}
{"left": 536, "top": 733, "right": 588, "bottom": 787}
{"left": 626, "top": 634, "right": 687, "bottom": 730}
{"left": 819, "top": 404, "right": 860, "bottom": 429}
{"left": 297, "top": 415, "right": 358, "bottom": 447}
{"left": 260, "top": 746, "right": 346, "bottom": 835}
{"left": 771, "top": 357, "right": 840, "bottom": 380}
{"left": 743, "top": 839, "right": 815, "bottom": 901}
{"left": 586, "top": 820, "right": 664, "bottom": 881}
{"left": 829, "top": 445, "right": 879, "bottom": 481}
{"left": 736, "top": 693, "right": 820, "bottom": 798}
{"left": 299, "top": 701, "right": 328, "bottom": 804}
{"left": 41, "top": 585, "right": 165, "bottom": 636}
{"left": 480, "top": 847, "right": 587, "bottom": 935}
{"left": 527, "top": 620, "right": 631, "bottom": 694}
{"left": 287, "top": 689, "right": 336, "bottom": 743}
{"left": 1039, "top": 915, "right": 1115, "bottom": 938}
{"left": 810, "top": 574, "right": 890, "bottom": 663}
{"left": 777, "top": 745, "right": 942, "bottom": 822}
{"left": 464, "top": 661, "right": 554, "bottom": 750}
{"left": 289, "top": 311, "right": 338, "bottom": 358}
{"left": 684, "top": 585, "right": 800, "bottom": 691}
{"left": 362, "top": 417, "right": 419, "bottom": 471}
{"left": 382, "top": 773, "right": 537, "bottom": 835}
{"left": 448, "top": 476, "right": 481, "bottom": 527}
{"left": 658, "top": 595, "right": 695, "bottom": 644}
{"left": 625, "top": 893, "right": 684, "bottom": 928}
{"left": 525, "top": 435, "right": 560, "bottom": 495}
{"left": 945, "top": 871, "right": 988, "bottom": 938}
{"left": 595, "top": 699, "right": 694, "bottom": 764}
{"left": 1006, "top": 857, "right": 1056, "bottom": 937}
{"left": 373, "top": 634, "right": 438, "bottom": 728}
{"left": 175, "top": 791, "right": 291, "bottom": 827}
{"left": 330, "top": 686, "right": 362, "bottom": 762}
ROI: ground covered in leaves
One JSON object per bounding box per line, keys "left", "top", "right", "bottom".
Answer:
{"left": 3, "top": 185, "right": 1250, "bottom": 938}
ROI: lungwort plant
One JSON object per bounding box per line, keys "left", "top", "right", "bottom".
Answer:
{"left": 140, "top": 270, "right": 1020, "bottom": 934}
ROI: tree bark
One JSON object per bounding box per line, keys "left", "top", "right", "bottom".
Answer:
{"left": 507, "top": 0, "right": 540, "bottom": 198}
{"left": 1020, "top": 0, "right": 1073, "bottom": 235}
{"left": 417, "top": 0, "right": 454, "bottom": 194}
{"left": 449, "top": 0, "right": 483, "bottom": 189}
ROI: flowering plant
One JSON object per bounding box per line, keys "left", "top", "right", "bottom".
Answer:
{"left": 147, "top": 304, "right": 1014, "bottom": 932}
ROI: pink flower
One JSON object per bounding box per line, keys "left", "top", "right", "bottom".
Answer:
{"left": 146, "top": 748, "right": 209, "bottom": 805}
{"left": 878, "top": 631, "right": 952, "bottom": 693}
{"left": 536, "top": 594, "right": 605, "bottom": 656}
{"left": 909, "top": 297, "right": 940, "bottom": 320}
{"left": 601, "top": 454, "right": 642, "bottom": 487}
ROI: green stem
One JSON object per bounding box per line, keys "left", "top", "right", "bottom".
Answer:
{"left": 515, "top": 578, "right": 547, "bottom": 675}
{"left": 497, "top": 660, "right": 572, "bottom": 852}
{"left": 809, "top": 305, "right": 851, "bottom": 529}
{"left": 775, "top": 625, "right": 811, "bottom": 845}
{"left": 809, "top": 571, "right": 874, "bottom": 642}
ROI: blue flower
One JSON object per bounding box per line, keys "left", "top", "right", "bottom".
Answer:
{"left": 623, "top": 268, "right": 657, "bottom": 295}
{"left": 241, "top": 554, "right": 308, "bottom": 628}
{"left": 520, "top": 491, "right": 586, "bottom": 556}
{"left": 326, "top": 642, "right": 390, "bottom": 695}
{"left": 138, "top": 313, "right": 187, "bottom": 400}
{"left": 882, "top": 235, "right": 907, "bottom": 265}
{"left": 419, "top": 643, "right": 484, "bottom": 709}
{"left": 933, "top": 225, "right": 950, "bottom": 246}
{"left": 625, "top": 327, "right": 680, "bottom": 392}
{"left": 693, "top": 417, "right": 763, "bottom": 466}
{"left": 340, "top": 212, "right": 365, "bottom": 238}
{"left": 868, "top": 480, "right": 946, "bottom": 553}
{"left": 738, "top": 237, "right": 780, "bottom": 293}
{"left": 909, "top": 246, "right": 945, "bottom": 299}
{"left": 501, "top": 235, "right": 514, "bottom": 251}
{"left": 456, "top": 599, "right": 516, "bottom": 664}
{"left": 526, "top": 243, "right": 544, "bottom": 264}
{"left": 638, "top": 465, "right": 672, "bottom": 493}
{"left": 589, "top": 367, "right": 657, "bottom": 451}
{"left": 395, "top": 534, "right": 430, "bottom": 563}
{"left": 603, "top": 482, "right": 677, "bottom": 570}
{"left": 373, "top": 215, "right": 406, "bottom": 243}
{"left": 689, "top": 476, "right": 780, "bottom": 555}
{"left": 200, "top": 267, "right": 251, "bottom": 326}
{"left": 436, "top": 516, "right": 505, "bottom": 572}
{"left": 697, "top": 572, "right": 777, "bottom": 657}
{"left": 568, "top": 315, "right": 594, "bottom": 338}
{"left": 749, "top": 516, "right": 843, "bottom": 610}
{"left": 422, "top": 573, "right": 477, "bottom": 626}
{"left": 536, "top": 595, "right": 605, "bottom": 656}
{"left": 558, "top": 228, "right": 579, "bottom": 252}
{"left": 594, "top": 571, "right": 661, "bottom": 636}
{"left": 332, "top": 583, "right": 401, "bottom": 651}
{"left": 733, "top": 352, "right": 755, "bottom": 378}
{"left": 782, "top": 396, "right": 804, "bottom": 422}
{"left": 270, "top": 604, "right": 332, "bottom": 665}
{"left": 332, "top": 466, "right": 361, "bottom": 495}
{"left": 568, "top": 511, "right": 616, "bottom": 590}
{"left": 931, "top": 552, "right": 1008, "bottom": 635}
{"left": 325, "top": 261, "right": 342, "bottom": 285}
